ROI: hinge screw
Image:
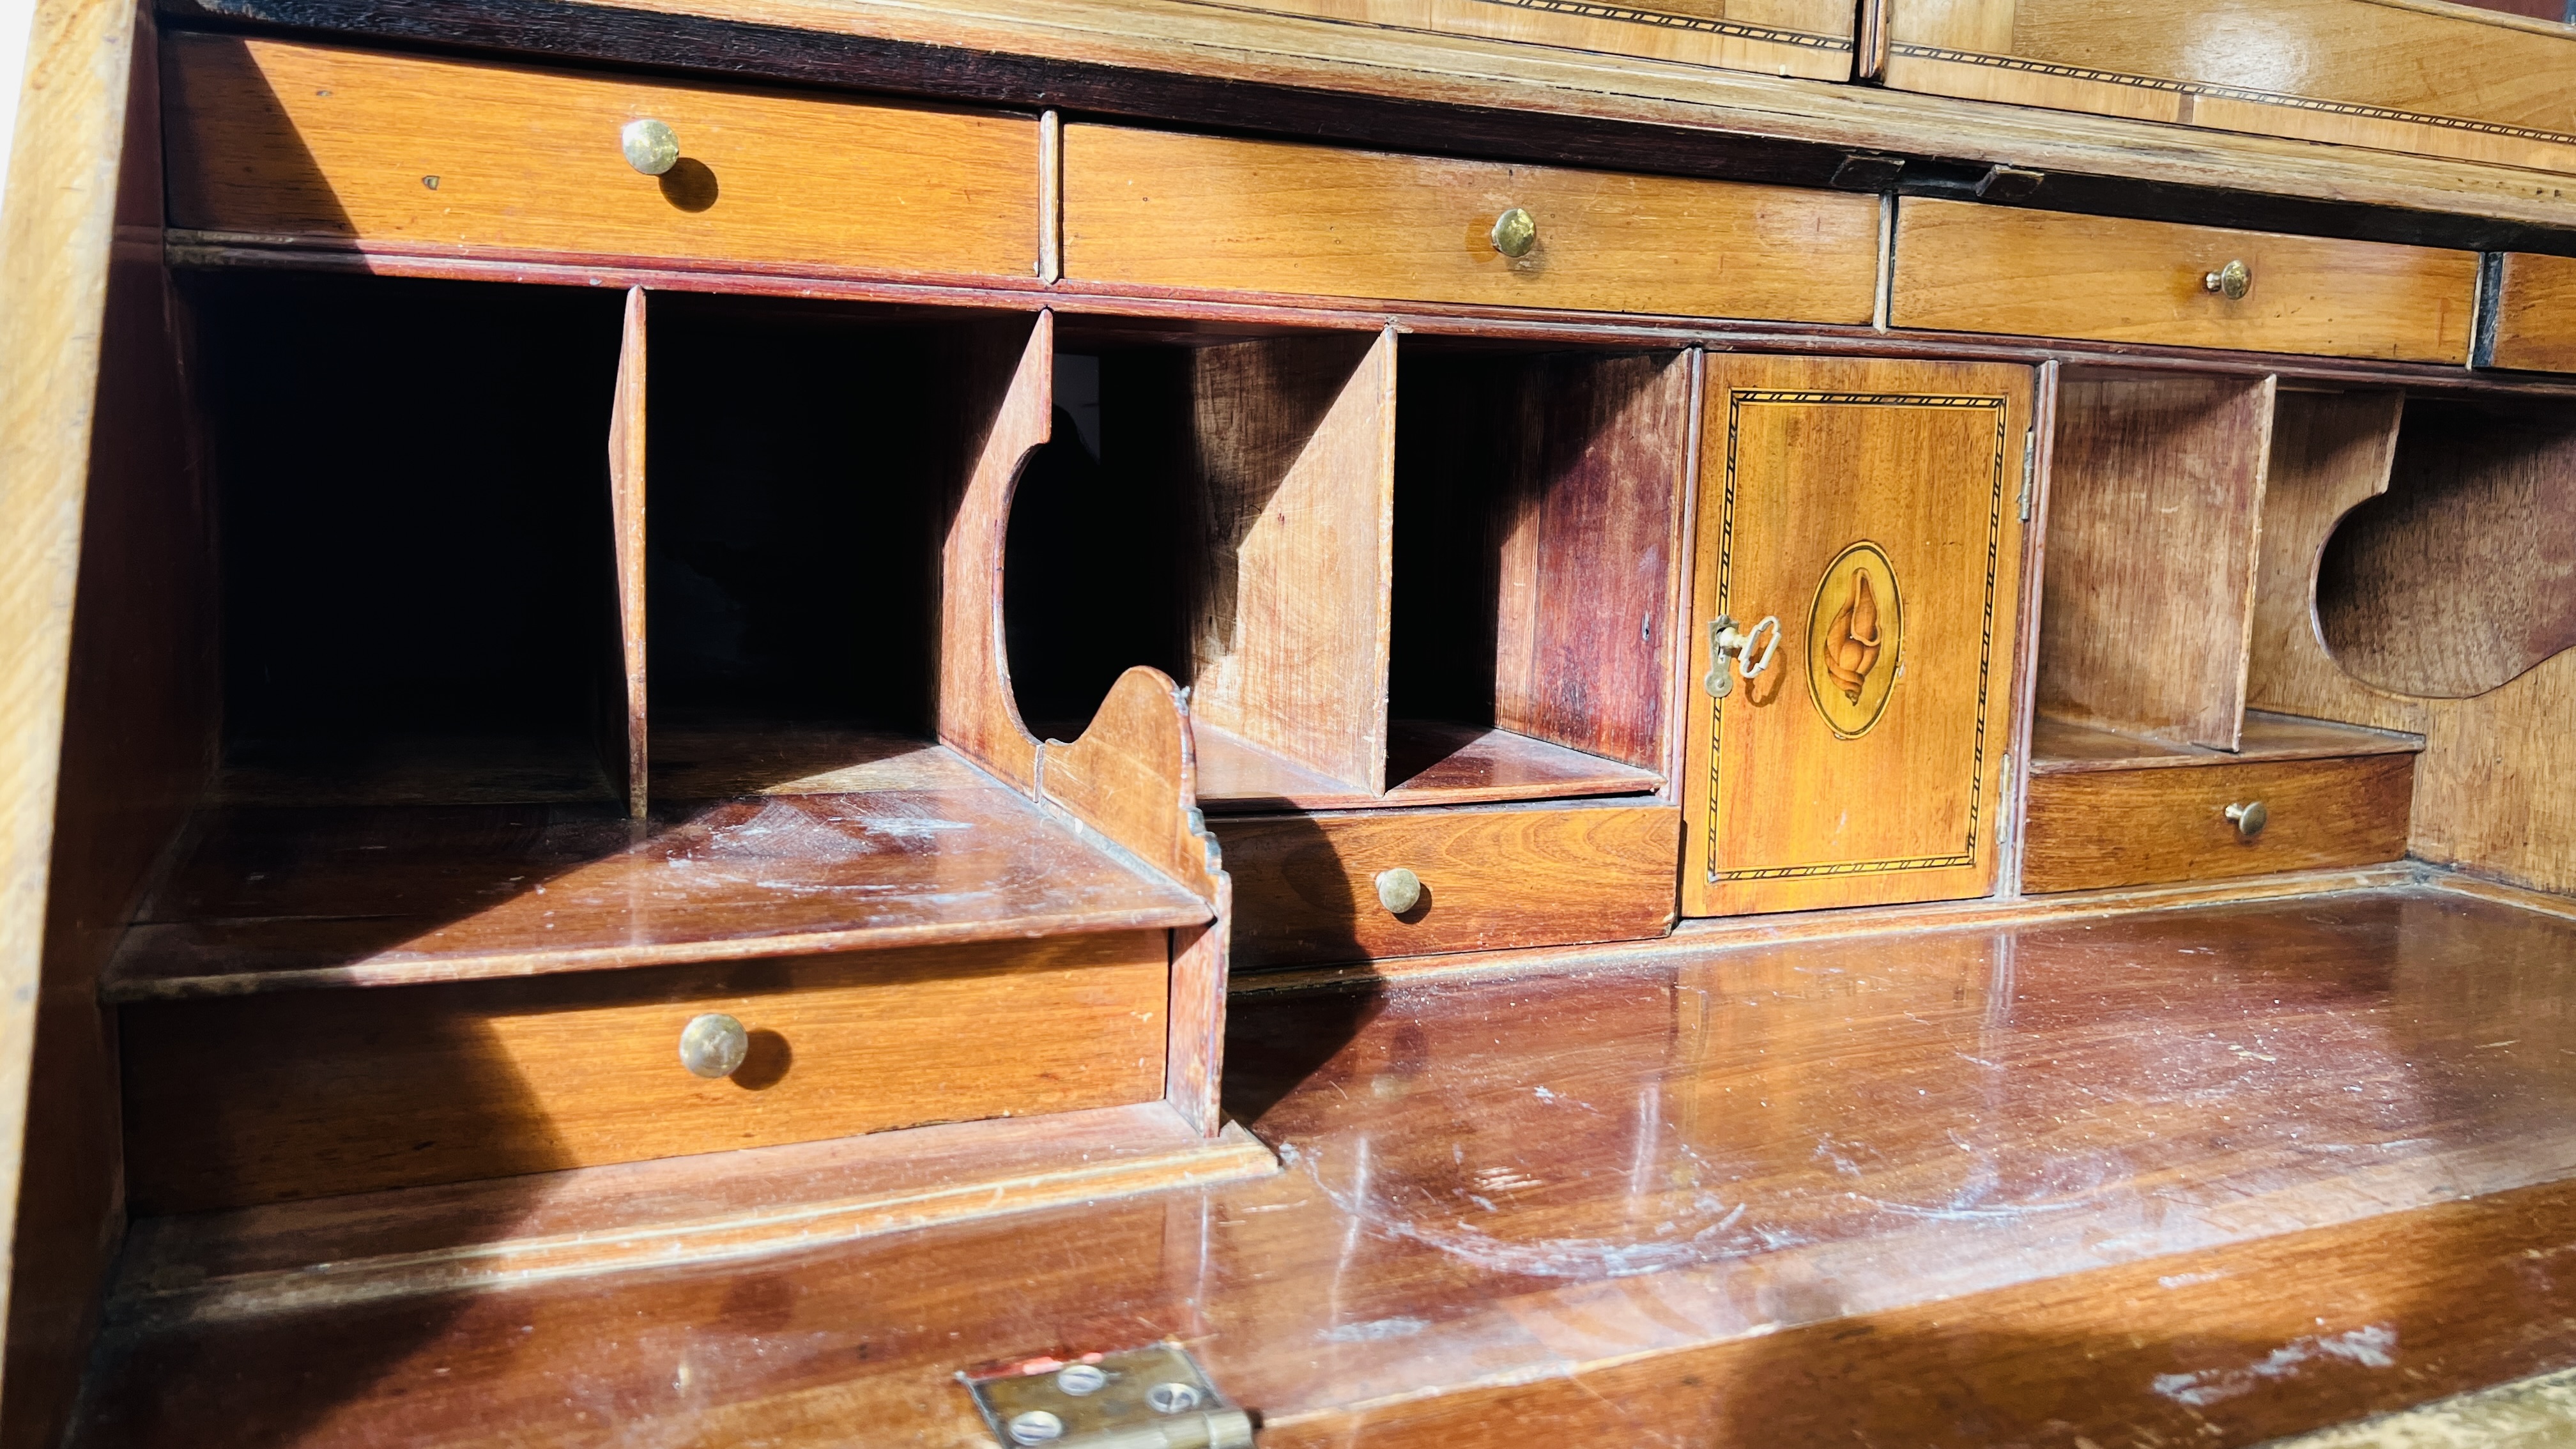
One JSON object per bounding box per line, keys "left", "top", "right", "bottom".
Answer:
{"left": 1055, "top": 1364, "right": 1108, "bottom": 1396}
{"left": 1008, "top": 1410, "right": 1065, "bottom": 1444}
{"left": 1146, "top": 1383, "right": 1203, "bottom": 1414}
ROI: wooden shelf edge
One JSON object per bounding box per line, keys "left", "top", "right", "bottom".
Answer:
{"left": 100, "top": 901, "right": 1213, "bottom": 1003}
{"left": 2029, "top": 710, "right": 2428, "bottom": 775}
{"left": 111, "top": 1103, "right": 1276, "bottom": 1325}
{"left": 1232, "top": 862, "right": 2437, "bottom": 996}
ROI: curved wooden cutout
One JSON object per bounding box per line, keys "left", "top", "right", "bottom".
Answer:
{"left": 1038, "top": 665, "right": 1230, "bottom": 1137}
{"left": 937, "top": 310, "right": 1053, "bottom": 790}
{"left": 606, "top": 286, "right": 648, "bottom": 818}
{"left": 2318, "top": 397, "right": 2576, "bottom": 699}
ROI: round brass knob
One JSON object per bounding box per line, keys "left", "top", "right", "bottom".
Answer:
{"left": 1374, "top": 867, "right": 1423, "bottom": 914}
{"left": 622, "top": 118, "right": 681, "bottom": 176}
{"left": 1490, "top": 208, "right": 1537, "bottom": 259}
{"left": 2203, "top": 259, "right": 2251, "bottom": 300}
{"left": 678, "top": 1012, "right": 749, "bottom": 1078}
{"left": 2225, "top": 800, "right": 2268, "bottom": 839}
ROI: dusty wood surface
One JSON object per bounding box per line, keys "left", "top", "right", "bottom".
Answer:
{"left": 101, "top": 768, "right": 1208, "bottom": 999}
{"left": 2246, "top": 388, "right": 2429, "bottom": 736}
{"left": 2491, "top": 253, "right": 2576, "bottom": 374}
{"left": 1884, "top": 0, "right": 2576, "bottom": 175}
{"left": 1064, "top": 125, "right": 1878, "bottom": 323}
{"left": 1685, "top": 353, "right": 2030, "bottom": 916}
{"left": 1213, "top": 800, "right": 1678, "bottom": 969}
{"left": 2039, "top": 372, "right": 2274, "bottom": 750}
{"left": 2030, "top": 711, "right": 2421, "bottom": 774}
{"left": 122, "top": 930, "right": 1171, "bottom": 1211}
{"left": 73, "top": 887, "right": 2576, "bottom": 1448}
{"left": 162, "top": 34, "right": 1043, "bottom": 280}
{"left": 2317, "top": 396, "right": 2576, "bottom": 700}
{"left": 2021, "top": 751, "right": 2414, "bottom": 893}
{"left": 1892, "top": 201, "right": 2479, "bottom": 364}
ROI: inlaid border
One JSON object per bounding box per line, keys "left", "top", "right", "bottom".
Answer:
{"left": 1888, "top": 42, "right": 2576, "bottom": 150}
{"left": 1478, "top": 0, "right": 1850, "bottom": 49}
{"left": 1705, "top": 390, "right": 2007, "bottom": 884}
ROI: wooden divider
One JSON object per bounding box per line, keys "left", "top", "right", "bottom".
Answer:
{"left": 2037, "top": 372, "right": 2275, "bottom": 750}
{"left": 1184, "top": 329, "right": 1397, "bottom": 794}
{"left": 606, "top": 287, "right": 648, "bottom": 818}
{"left": 937, "top": 312, "right": 1055, "bottom": 792}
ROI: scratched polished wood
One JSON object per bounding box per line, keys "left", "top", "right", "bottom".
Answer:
{"left": 77, "top": 887, "right": 2576, "bottom": 1448}
{"left": 104, "top": 752, "right": 1208, "bottom": 999}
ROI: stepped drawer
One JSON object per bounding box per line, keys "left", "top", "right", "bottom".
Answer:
{"left": 1891, "top": 200, "right": 2478, "bottom": 363}
{"left": 1213, "top": 803, "right": 1680, "bottom": 969}
{"left": 120, "top": 931, "right": 1169, "bottom": 1213}
{"left": 2021, "top": 754, "right": 2413, "bottom": 894}
{"left": 1062, "top": 125, "right": 1880, "bottom": 323}
{"left": 163, "top": 33, "right": 1042, "bottom": 279}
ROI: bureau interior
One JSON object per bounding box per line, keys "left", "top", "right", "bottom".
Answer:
{"left": 643, "top": 295, "right": 976, "bottom": 788}
{"left": 192, "top": 270, "right": 627, "bottom": 804}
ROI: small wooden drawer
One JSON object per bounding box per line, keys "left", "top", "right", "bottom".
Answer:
{"left": 1063, "top": 126, "right": 1880, "bottom": 323}
{"left": 121, "top": 932, "right": 1167, "bottom": 1213}
{"left": 1891, "top": 200, "right": 2479, "bottom": 363}
{"left": 2487, "top": 253, "right": 2576, "bottom": 373}
{"left": 2021, "top": 755, "right": 2413, "bottom": 894}
{"left": 1213, "top": 803, "right": 1679, "bottom": 969}
{"left": 164, "top": 33, "right": 1041, "bottom": 279}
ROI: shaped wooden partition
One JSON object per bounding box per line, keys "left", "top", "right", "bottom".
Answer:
{"left": 2037, "top": 372, "right": 2276, "bottom": 751}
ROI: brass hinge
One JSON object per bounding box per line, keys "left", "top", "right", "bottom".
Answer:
{"left": 2018, "top": 429, "right": 2036, "bottom": 522}
{"left": 963, "top": 1343, "right": 1254, "bottom": 1448}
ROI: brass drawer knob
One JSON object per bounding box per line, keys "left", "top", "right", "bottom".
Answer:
{"left": 1375, "top": 867, "right": 1423, "bottom": 914}
{"left": 1490, "top": 208, "right": 1537, "bottom": 259}
{"left": 678, "top": 1012, "right": 749, "bottom": 1078}
{"left": 2226, "top": 800, "right": 2268, "bottom": 839}
{"left": 2203, "top": 259, "right": 2251, "bottom": 300}
{"left": 622, "top": 118, "right": 682, "bottom": 176}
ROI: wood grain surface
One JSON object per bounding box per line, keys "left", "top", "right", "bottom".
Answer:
{"left": 103, "top": 774, "right": 1208, "bottom": 998}
{"left": 2021, "top": 752, "right": 2413, "bottom": 893}
{"left": 74, "top": 887, "right": 2576, "bottom": 1449}
{"left": 1395, "top": 348, "right": 1689, "bottom": 774}
{"left": 1193, "top": 719, "right": 1662, "bottom": 812}
{"left": 2490, "top": 252, "right": 2576, "bottom": 374}
{"left": 162, "top": 34, "right": 1043, "bottom": 278}
{"left": 607, "top": 287, "right": 647, "bottom": 818}
{"left": 1892, "top": 201, "right": 2479, "bottom": 363}
{"left": 115, "top": 1103, "right": 1273, "bottom": 1317}
{"left": 1183, "top": 330, "right": 1395, "bottom": 793}
{"left": 1213, "top": 801, "right": 1677, "bottom": 968}
{"left": 122, "top": 930, "right": 1170, "bottom": 1212}
{"left": 2317, "top": 395, "right": 2576, "bottom": 699}
{"left": 2030, "top": 711, "right": 2419, "bottom": 774}
{"left": 2412, "top": 649, "right": 2576, "bottom": 898}
{"left": 937, "top": 312, "right": 1051, "bottom": 792}
{"left": 1884, "top": 0, "right": 2576, "bottom": 174}
{"left": 1215, "top": 0, "right": 1857, "bottom": 80}
{"left": 2245, "top": 388, "right": 2428, "bottom": 736}
{"left": 1064, "top": 125, "right": 1878, "bottom": 322}
{"left": 1686, "top": 354, "right": 2030, "bottom": 917}
{"left": 2039, "top": 372, "right": 2274, "bottom": 749}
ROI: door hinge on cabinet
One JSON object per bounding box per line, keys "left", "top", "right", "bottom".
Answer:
{"left": 2018, "top": 429, "right": 2035, "bottom": 521}
{"left": 963, "top": 1342, "right": 1255, "bottom": 1448}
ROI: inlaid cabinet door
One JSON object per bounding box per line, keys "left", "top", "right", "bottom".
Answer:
{"left": 1683, "top": 356, "right": 2032, "bottom": 917}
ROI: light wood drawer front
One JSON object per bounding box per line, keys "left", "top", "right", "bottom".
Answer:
{"left": 164, "top": 34, "right": 1041, "bottom": 278}
{"left": 2021, "top": 755, "right": 2413, "bottom": 894}
{"left": 122, "top": 932, "right": 1167, "bottom": 1213}
{"left": 1215, "top": 804, "right": 1678, "bottom": 969}
{"left": 1063, "top": 126, "right": 1880, "bottom": 322}
{"left": 1892, "top": 201, "right": 2478, "bottom": 362}
{"left": 2489, "top": 253, "right": 2576, "bottom": 373}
